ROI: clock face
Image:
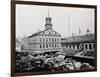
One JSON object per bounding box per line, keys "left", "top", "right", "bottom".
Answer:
{"left": 46, "top": 17, "right": 52, "bottom": 21}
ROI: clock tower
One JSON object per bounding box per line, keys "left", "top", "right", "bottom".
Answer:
{"left": 45, "top": 7, "right": 53, "bottom": 30}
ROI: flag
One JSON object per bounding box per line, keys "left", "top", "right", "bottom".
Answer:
{"left": 87, "top": 29, "right": 90, "bottom": 34}
{"left": 72, "top": 33, "right": 75, "bottom": 36}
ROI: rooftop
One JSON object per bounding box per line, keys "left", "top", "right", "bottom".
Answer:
{"left": 61, "top": 34, "right": 95, "bottom": 43}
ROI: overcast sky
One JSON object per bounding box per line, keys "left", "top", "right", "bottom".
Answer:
{"left": 16, "top": 4, "right": 95, "bottom": 38}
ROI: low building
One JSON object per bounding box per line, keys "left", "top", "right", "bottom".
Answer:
{"left": 61, "top": 34, "right": 95, "bottom": 57}
{"left": 16, "top": 39, "right": 22, "bottom": 52}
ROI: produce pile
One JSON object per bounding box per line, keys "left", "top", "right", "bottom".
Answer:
{"left": 16, "top": 52, "right": 95, "bottom": 73}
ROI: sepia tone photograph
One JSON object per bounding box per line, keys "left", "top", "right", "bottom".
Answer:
{"left": 11, "top": 1, "right": 97, "bottom": 76}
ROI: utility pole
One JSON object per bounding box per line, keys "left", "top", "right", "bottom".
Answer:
{"left": 68, "top": 13, "right": 70, "bottom": 37}
{"left": 79, "top": 28, "right": 81, "bottom": 35}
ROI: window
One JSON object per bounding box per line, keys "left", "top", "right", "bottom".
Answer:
{"left": 55, "top": 38, "right": 56, "bottom": 42}
{"left": 49, "top": 38, "right": 51, "bottom": 42}
{"left": 46, "top": 44, "right": 48, "bottom": 48}
{"left": 46, "top": 38, "right": 48, "bottom": 42}
{"left": 69, "top": 45, "right": 71, "bottom": 49}
{"left": 40, "top": 45, "right": 42, "bottom": 48}
{"left": 52, "top": 38, "right": 54, "bottom": 42}
{"left": 43, "top": 38, "right": 45, "bottom": 42}
{"left": 73, "top": 45, "right": 75, "bottom": 49}
{"left": 52, "top": 44, "right": 54, "bottom": 48}
{"left": 82, "top": 44, "right": 84, "bottom": 47}
{"left": 66, "top": 45, "right": 68, "bottom": 47}
{"left": 85, "top": 44, "right": 88, "bottom": 49}
{"left": 49, "top": 44, "right": 51, "bottom": 47}
{"left": 77, "top": 45, "right": 79, "bottom": 49}
{"left": 89, "top": 44, "right": 92, "bottom": 49}
{"left": 55, "top": 44, "right": 56, "bottom": 48}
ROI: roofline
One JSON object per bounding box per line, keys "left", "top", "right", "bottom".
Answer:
{"left": 27, "top": 28, "right": 61, "bottom": 38}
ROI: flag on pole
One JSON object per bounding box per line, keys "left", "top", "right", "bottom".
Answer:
{"left": 87, "top": 28, "right": 90, "bottom": 34}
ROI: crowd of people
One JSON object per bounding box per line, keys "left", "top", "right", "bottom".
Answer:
{"left": 16, "top": 52, "right": 95, "bottom": 73}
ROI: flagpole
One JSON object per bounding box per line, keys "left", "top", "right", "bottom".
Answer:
{"left": 48, "top": 7, "right": 50, "bottom": 17}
